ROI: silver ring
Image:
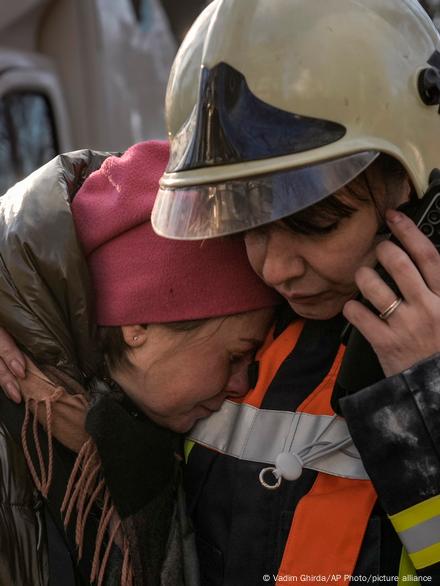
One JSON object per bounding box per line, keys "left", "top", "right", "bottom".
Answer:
{"left": 379, "top": 297, "right": 403, "bottom": 320}
{"left": 259, "top": 467, "right": 282, "bottom": 490}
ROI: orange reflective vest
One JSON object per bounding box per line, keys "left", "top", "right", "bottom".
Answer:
{"left": 254, "top": 321, "right": 377, "bottom": 584}
{"left": 189, "top": 319, "right": 378, "bottom": 584}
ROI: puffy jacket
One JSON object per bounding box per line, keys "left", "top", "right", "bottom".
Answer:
{"left": 0, "top": 419, "right": 49, "bottom": 586}
{"left": 0, "top": 150, "right": 108, "bottom": 586}
{"left": 0, "top": 149, "right": 107, "bottom": 380}
{"left": 0, "top": 151, "right": 200, "bottom": 586}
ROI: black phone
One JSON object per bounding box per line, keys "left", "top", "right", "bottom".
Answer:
{"left": 331, "top": 169, "right": 440, "bottom": 414}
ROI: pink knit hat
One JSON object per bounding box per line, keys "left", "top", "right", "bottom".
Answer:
{"left": 71, "top": 141, "right": 280, "bottom": 325}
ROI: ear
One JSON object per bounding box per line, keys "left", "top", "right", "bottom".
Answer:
{"left": 121, "top": 325, "right": 149, "bottom": 348}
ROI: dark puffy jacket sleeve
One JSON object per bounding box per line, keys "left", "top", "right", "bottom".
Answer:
{"left": 341, "top": 355, "right": 440, "bottom": 577}
{"left": 0, "top": 419, "right": 49, "bottom": 586}
{"left": 0, "top": 150, "right": 111, "bottom": 381}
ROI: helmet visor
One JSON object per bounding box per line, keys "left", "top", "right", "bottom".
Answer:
{"left": 152, "top": 151, "right": 378, "bottom": 240}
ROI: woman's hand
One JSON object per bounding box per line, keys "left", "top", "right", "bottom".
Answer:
{"left": 343, "top": 209, "right": 440, "bottom": 377}
{"left": 0, "top": 328, "right": 26, "bottom": 403}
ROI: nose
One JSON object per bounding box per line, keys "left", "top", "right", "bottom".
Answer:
{"left": 259, "top": 228, "right": 306, "bottom": 287}
{"left": 224, "top": 359, "right": 252, "bottom": 398}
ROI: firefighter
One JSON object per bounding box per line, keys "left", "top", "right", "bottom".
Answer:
{"left": 151, "top": 0, "right": 440, "bottom": 583}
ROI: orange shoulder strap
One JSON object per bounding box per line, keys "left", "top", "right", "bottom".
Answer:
{"left": 243, "top": 319, "right": 305, "bottom": 408}
{"left": 276, "top": 346, "right": 377, "bottom": 585}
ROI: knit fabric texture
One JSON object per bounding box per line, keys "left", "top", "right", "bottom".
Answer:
{"left": 72, "top": 140, "right": 279, "bottom": 325}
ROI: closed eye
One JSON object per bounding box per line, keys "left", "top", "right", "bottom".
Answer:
{"left": 312, "top": 221, "right": 340, "bottom": 234}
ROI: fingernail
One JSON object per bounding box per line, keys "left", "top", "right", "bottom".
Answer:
{"left": 6, "top": 382, "right": 21, "bottom": 403}
{"left": 386, "top": 209, "right": 403, "bottom": 223}
{"left": 10, "top": 359, "right": 26, "bottom": 378}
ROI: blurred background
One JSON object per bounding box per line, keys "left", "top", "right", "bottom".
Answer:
{"left": 420, "top": 0, "right": 440, "bottom": 26}
{"left": 0, "top": 0, "right": 210, "bottom": 194}
{"left": 0, "top": 0, "right": 438, "bottom": 195}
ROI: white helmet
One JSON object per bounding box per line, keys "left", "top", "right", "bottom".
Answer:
{"left": 152, "top": 0, "right": 440, "bottom": 239}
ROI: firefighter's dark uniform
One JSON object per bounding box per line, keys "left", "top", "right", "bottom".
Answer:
{"left": 185, "top": 307, "right": 440, "bottom": 585}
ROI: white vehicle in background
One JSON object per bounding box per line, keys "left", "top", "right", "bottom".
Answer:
{"left": 0, "top": 0, "right": 206, "bottom": 195}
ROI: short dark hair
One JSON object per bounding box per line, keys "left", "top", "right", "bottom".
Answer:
{"left": 280, "top": 154, "right": 410, "bottom": 236}
{"left": 96, "top": 326, "right": 131, "bottom": 371}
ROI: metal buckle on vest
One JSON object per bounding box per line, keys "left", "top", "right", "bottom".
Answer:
{"left": 259, "top": 467, "right": 282, "bottom": 490}
{"left": 259, "top": 416, "right": 353, "bottom": 491}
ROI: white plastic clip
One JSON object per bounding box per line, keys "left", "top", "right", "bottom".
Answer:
{"left": 259, "top": 452, "right": 304, "bottom": 490}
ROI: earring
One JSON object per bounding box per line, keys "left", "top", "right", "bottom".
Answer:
{"left": 133, "top": 335, "right": 139, "bottom": 342}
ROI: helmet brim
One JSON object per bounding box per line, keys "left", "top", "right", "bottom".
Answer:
{"left": 152, "top": 151, "right": 378, "bottom": 239}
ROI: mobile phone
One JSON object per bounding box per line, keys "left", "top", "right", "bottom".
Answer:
{"left": 331, "top": 169, "right": 440, "bottom": 414}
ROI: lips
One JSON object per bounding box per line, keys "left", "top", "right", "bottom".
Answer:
{"left": 284, "top": 290, "right": 334, "bottom": 306}
{"left": 287, "top": 292, "right": 325, "bottom": 301}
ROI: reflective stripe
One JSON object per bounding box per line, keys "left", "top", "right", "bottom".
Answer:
{"left": 399, "top": 515, "right": 440, "bottom": 553}
{"left": 390, "top": 494, "right": 440, "bottom": 569}
{"left": 187, "top": 400, "right": 368, "bottom": 480}
{"left": 410, "top": 542, "right": 440, "bottom": 569}
{"left": 390, "top": 494, "right": 440, "bottom": 532}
